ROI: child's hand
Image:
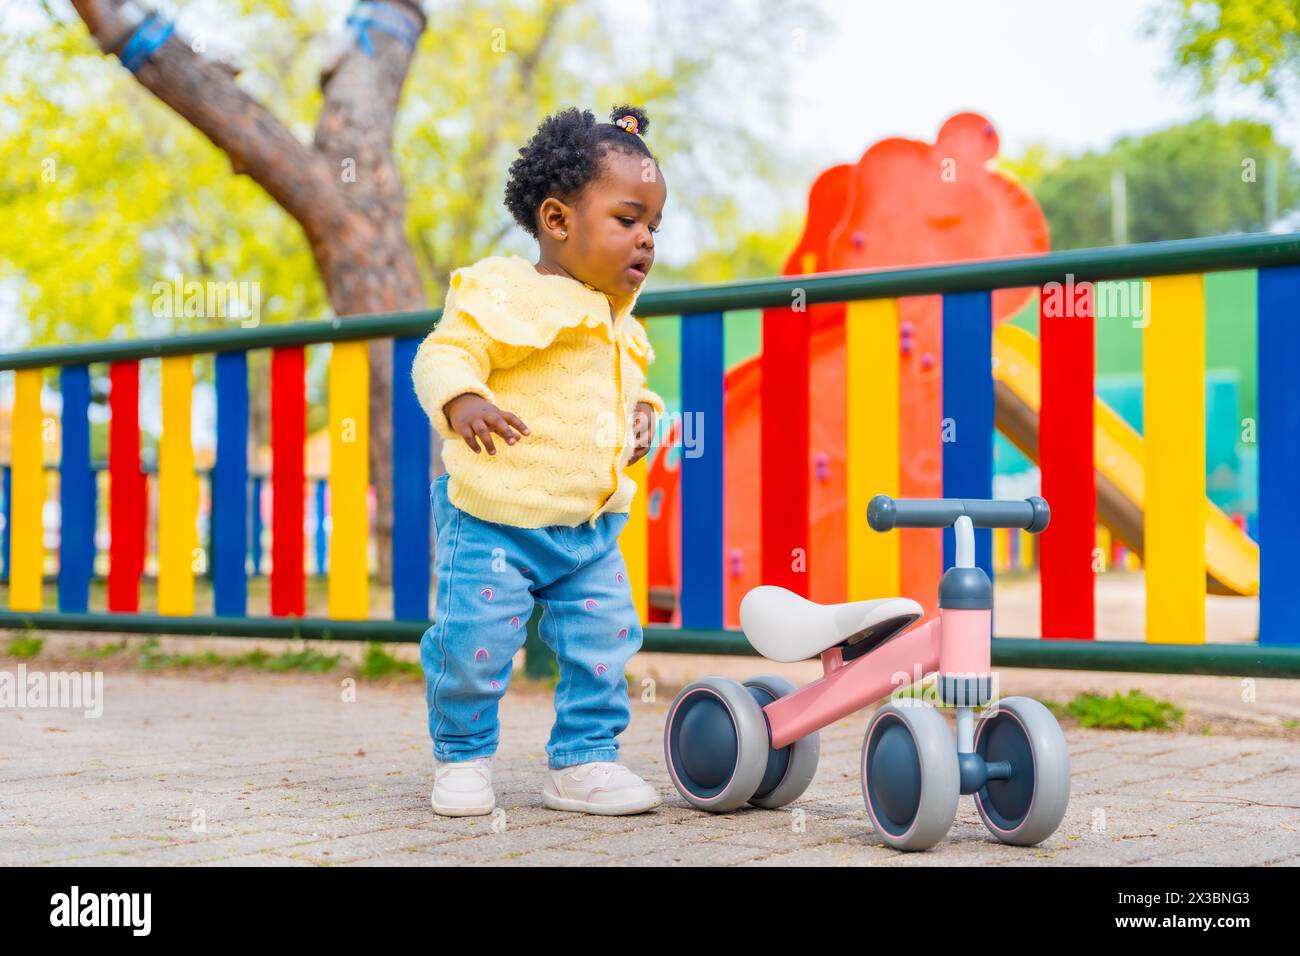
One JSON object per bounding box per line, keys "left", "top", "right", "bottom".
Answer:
{"left": 628, "top": 401, "right": 656, "bottom": 466}
{"left": 444, "top": 393, "right": 530, "bottom": 455}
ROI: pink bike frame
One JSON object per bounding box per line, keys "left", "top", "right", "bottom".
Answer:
{"left": 762, "top": 608, "right": 992, "bottom": 749}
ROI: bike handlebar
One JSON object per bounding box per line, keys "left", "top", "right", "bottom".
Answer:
{"left": 867, "top": 495, "right": 1051, "bottom": 533}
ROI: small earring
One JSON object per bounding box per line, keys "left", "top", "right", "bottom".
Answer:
{"left": 560, "top": 230, "right": 567, "bottom": 238}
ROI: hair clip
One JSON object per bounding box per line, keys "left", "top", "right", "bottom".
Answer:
{"left": 614, "top": 114, "right": 640, "bottom": 136}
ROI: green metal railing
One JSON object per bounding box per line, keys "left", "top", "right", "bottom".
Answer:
{"left": 3, "top": 230, "right": 1298, "bottom": 680}
{"left": 7, "top": 232, "right": 1300, "bottom": 371}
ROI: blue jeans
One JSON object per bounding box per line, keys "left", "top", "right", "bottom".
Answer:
{"left": 420, "top": 472, "right": 644, "bottom": 769}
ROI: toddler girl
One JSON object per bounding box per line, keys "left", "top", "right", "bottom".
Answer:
{"left": 411, "top": 105, "right": 667, "bottom": 817}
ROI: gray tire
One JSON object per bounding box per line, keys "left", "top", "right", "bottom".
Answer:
{"left": 664, "top": 676, "right": 769, "bottom": 812}
{"left": 861, "top": 699, "right": 960, "bottom": 851}
{"left": 972, "top": 696, "right": 1071, "bottom": 846}
{"left": 742, "top": 675, "right": 820, "bottom": 810}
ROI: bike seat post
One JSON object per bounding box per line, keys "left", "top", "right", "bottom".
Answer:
{"left": 943, "top": 520, "right": 990, "bottom": 790}
{"left": 937, "top": 512, "right": 994, "bottom": 781}
{"left": 864, "top": 494, "right": 1052, "bottom": 795}
{"left": 953, "top": 515, "right": 975, "bottom": 569}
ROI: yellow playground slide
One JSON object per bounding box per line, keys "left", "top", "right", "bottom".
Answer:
{"left": 992, "top": 324, "right": 1259, "bottom": 597}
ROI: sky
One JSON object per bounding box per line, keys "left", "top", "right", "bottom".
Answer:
{"left": 3, "top": 0, "right": 1296, "bottom": 354}
{"left": 782, "top": 0, "right": 1297, "bottom": 164}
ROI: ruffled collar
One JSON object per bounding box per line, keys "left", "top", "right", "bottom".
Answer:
{"left": 500, "top": 255, "right": 644, "bottom": 330}
{"left": 442, "top": 254, "right": 654, "bottom": 364}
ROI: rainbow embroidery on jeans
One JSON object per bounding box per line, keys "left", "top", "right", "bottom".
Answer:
{"left": 474, "top": 647, "right": 489, "bottom": 662}
{"left": 583, "top": 598, "right": 600, "bottom": 610}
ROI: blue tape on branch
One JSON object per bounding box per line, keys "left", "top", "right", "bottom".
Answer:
{"left": 118, "top": 11, "right": 176, "bottom": 74}
{"left": 346, "top": 1, "right": 420, "bottom": 57}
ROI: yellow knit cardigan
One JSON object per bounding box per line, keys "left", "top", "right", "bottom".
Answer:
{"left": 411, "top": 254, "right": 666, "bottom": 529}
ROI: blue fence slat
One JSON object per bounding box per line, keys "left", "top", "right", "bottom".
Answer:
{"left": 941, "top": 291, "right": 994, "bottom": 578}
{"left": 314, "top": 479, "right": 328, "bottom": 576}
{"left": 205, "top": 472, "right": 216, "bottom": 581}
{"left": 90, "top": 464, "right": 99, "bottom": 579}
{"left": 1258, "top": 265, "right": 1300, "bottom": 646}
{"left": 250, "top": 476, "right": 264, "bottom": 577}
{"left": 214, "top": 351, "right": 248, "bottom": 616}
{"left": 680, "top": 311, "right": 724, "bottom": 629}
{"left": 392, "top": 336, "right": 431, "bottom": 620}
{"left": 58, "top": 365, "right": 94, "bottom": 611}
{"left": 1, "top": 465, "right": 11, "bottom": 583}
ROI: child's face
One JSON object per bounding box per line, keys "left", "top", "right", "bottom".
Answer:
{"left": 565, "top": 150, "right": 667, "bottom": 296}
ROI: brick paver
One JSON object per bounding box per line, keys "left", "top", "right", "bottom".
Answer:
{"left": 3, "top": 663, "right": 1299, "bottom": 866}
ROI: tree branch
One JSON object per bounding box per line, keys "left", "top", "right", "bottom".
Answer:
{"left": 71, "top": 0, "right": 338, "bottom": 235}
{"left": 314, "top": 0, "right": 427, "bottom": 178}
{"left": 451, "top": 0, "right": 565, "bottom": 255}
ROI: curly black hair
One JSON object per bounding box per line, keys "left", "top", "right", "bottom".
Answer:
{"left": 504, "top": 105, "right": 658, "bottom": 239}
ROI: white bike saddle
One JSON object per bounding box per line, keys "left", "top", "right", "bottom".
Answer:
{"left": 739, "top": 585, "right": 924, "bottom": 663}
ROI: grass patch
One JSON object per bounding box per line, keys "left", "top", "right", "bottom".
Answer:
{"left": 227, "top": 648, "right": 273, "bottom": 669}
{"left": 136, "top": 640, "right": 224, "bottom": 671}
{"left": 6, "top": 631, "right": 406, "bottom": 680}
{"left": 1066, "top": 689, "right": 1184, "bottom": 731}
{"left": 5, "top": 635, "right": 44, "bottom": 660}
{"left": 228, "top": 647, "right": 342, "bottom": 673}
{"left": 356, "top": 643, "right": 421, "bottom": 679}
{"left": 74, "top": 640, "right": 128, "bottom": 658}
{"left": 135, "top": 640, "right": 341, "bottom": 674}
{"left": 261, "top": 648, "right": 341, "bottom": 673}
{"left": 1038, "top": 698, "right": 1070, "bottom": 719}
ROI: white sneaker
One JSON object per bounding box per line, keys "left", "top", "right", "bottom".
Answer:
{"left": 542, "top": 761, "right": 662, "bottom": 815}
{"left": 431, "top": 757, "right": 496, "bottom": 817}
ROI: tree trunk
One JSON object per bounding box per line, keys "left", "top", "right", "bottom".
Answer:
{"left": 72, "top": 0, "right": 431, "bottom": 590}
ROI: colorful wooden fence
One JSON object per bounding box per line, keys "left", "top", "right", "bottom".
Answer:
{"left": 0, "top": 332, "right": 419, "bottom": 625}
{"left": 2, "top": 234, "right": 1299, "bottom": 676}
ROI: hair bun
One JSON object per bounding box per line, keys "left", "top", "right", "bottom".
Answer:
{"left": 610, "top": 105, "right": 649, "bottom": 137}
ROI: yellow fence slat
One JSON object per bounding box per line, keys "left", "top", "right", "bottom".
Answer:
{"left": 158, "top": 356, "right": 196, "bottom": 615}
{"left": 1018, "top": 529, "right": 1034, "bottom": 571}
{"left": 328, "top": 342, "right": 370, "bottom": 619}
{"left": 622, "top": 455, "right": 650, "bottom": 624}
{"left": 10, "top": 369, "right": 45, "bottom": 610}
{"left": 1144, "top": 274, "right": 1206, "bottom": 644}
{"left": 993, "top": 526, "right": 1009, "bottom": 573}
{"left": 846, "top": 298, "right": 900, "bottom": 599}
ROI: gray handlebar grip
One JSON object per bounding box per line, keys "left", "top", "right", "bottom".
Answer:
{"left": 867, "top": 495, "right": 1050, "bottom": 533}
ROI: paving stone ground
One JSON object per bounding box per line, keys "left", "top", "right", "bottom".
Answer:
{"left": 3, "top": 642, "right": 1300, "bottom": 866}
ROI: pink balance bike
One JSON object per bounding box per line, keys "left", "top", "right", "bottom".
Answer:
{"left": 664, "top": 495, "right": 1070, "bottom": 851}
